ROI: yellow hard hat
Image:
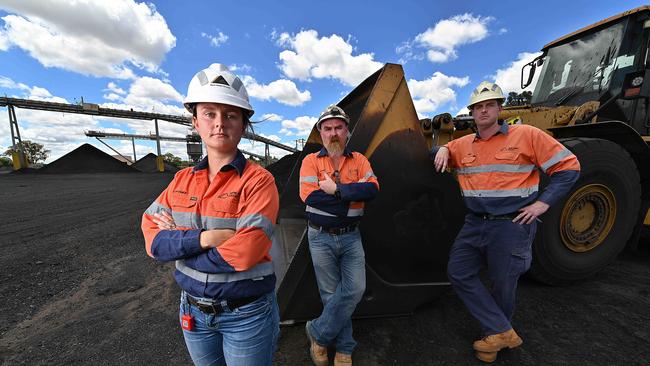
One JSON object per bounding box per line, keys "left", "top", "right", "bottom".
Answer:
{"left": 467, "top": 81, "right": 505, "bottom": 109}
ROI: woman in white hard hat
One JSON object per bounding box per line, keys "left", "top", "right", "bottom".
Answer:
{"left": 141, "top": 63, "right": 280, "bottom": 366}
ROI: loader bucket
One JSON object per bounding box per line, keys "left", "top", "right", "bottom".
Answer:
{"left": 270, "top": 63, "right": 466, "bottom": 322}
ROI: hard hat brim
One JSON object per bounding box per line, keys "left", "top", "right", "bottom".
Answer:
{"left": 467, "top": 97, "right": 505, "bottom": 110}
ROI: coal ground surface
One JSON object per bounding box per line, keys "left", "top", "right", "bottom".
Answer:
{"left": 1, "top": 173, "right": 649, "bottom": 365}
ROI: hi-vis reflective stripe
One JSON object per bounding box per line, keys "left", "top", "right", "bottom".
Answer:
{"left": 456, "top": 164, "right": 536, "bottom": 175}
{"left": 306, "top": 205, "right": 336, "bottom": 217}
{"left": 300, "top": 176, "right": 319, "bottom": 183}
{"left": 146, "top": 202, "right": 274, "bottom": 239}
{"left": 462, "top": 185, "right": 538, "bottom": 198}
{"left": 306, "top": 205, "right": 364, "bottom": 217}
{"left": 347, "top": 208, "right": 364, "bottom": 216}
{"left": 176, "top": 260, "right": 274, "bottom": 283}
{"left": 541, "top": 148, "right": 573, "bottom": 172}
{"left": 145, "top": 201, "right": 170, "bottom": 215}
{"left": 202, "top": 216, "right": 237, "bottom": 230}
{"left": 237, "top": 213, "right": 274, "bottom": 239}
{"left": 358, "top": 171, "right": 376, "bottom": 183}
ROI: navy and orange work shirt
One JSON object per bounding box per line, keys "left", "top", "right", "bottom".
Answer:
{"left": 435, "top": 122, "right": 580, "bottom": 215}
{"left": 142, "top": 151, "right": 279, "bottom": 300}
{"left": 299, "top": 147, "right": 379, "bottom": 228}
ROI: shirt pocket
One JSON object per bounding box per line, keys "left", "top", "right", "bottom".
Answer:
{"left": 210, "top": 197, "right": 241, "bottom": 216}
{"left": 170, "top": 195, "right": 196, "bottom": 228}
{"left": 171, "top": 194, "right": 196, "bottom": 209}
{"left": 494, "top": 151, "right": 520, "bottom": 161}
{"left": 461, "top": 154, "right": 477, "bottom": 165}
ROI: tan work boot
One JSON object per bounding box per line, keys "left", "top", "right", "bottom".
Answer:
{"left": 334, "top": 352, "right": 353, "bottom": 366}
{"left": 306, "top": 321, "right": 328, "bottom": 366}
{"left": 475, "top": 350, "right": 497, "bottom": 363}
{"left": 473, "top": 328, "right": 523, "bottom": 352}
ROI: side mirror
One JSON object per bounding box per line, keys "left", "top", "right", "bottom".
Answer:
{"left": 521, "top": 60, "right": 537, "bottom": 89}
{"left": 521, "top": 55, "right": 544, "bottom": 89}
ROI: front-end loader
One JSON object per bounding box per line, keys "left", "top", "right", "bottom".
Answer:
{"left": 269, "top": 5, "right": 650, "bottom": 322}
{"left": 432, "top": 5, "right": 650, "bottom": 285}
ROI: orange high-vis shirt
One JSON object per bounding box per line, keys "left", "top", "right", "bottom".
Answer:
{"left": 445, "top": 123, "right": 580, "bottom": 215}
{"left": 299, "top": 147, "right": 379, "bottom": 228}
{"left": 141, "top": 152, "right": 279, "bottom": 299}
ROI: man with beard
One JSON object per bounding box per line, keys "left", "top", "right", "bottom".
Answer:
{"left": 299, "top": 105, "right": 379, "bottom": 366}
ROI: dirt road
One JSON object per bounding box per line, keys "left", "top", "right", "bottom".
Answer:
{"left": 1, "top": 173, "right": 648, "bottom": 365}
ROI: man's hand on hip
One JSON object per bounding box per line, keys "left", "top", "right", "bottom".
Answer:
{"left": 514, "top": 201, "right": 550, "bottom": 225}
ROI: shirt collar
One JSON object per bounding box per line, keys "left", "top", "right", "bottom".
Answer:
{"left": 192, "top": 150, "right": 247, "bottom": 176}
{"left": 317, "top": 146, "right": 353, "bottom": 157}
{"left": 475, "top": 120, "right": 508, "bottom": 140}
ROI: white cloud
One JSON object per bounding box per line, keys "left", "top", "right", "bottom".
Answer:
{"left": 0, "top": 75, "right": 29, "bottom": 91}
{"left": 407, "top": 72, "right": 470, "bottom": 117}
{"left": 261, "top": 113, "right": 283, "bottom": 122}
{"left": 127, "top": 76, "right": 183, "bottom": 103}
{"left": 103, "top": 93, "right": 123, "bottom": 101}
{"left": 0, "top": 0, "right": 176, "bottom": 78}
{"left": 201, "top": 31, "right": 228, "bottom": 47}
{"left": 229, "top": 64, "right": 252, "bottom": 73}
{"left": 0, "top": 29, "right": 8, "bottom": 50}
{"left": 492, "top": 52, "right": 543, "bottom": 94}
{"left": 106, "top": 82, "right": 126, "bottom": 95}
{"left": 277, "top": 30, "right": 383, "bottom": 86}
{"left": 399, "top": 13, "right": 493, "bottom": 63}
{"left": 279, "top": 115, "right": 317, "bottom": 137}
{"left": 98, "top": 76, "right": 186, "bottom": 117}
{"left": 243, "top": 76, "right": 311, "bottom": 106}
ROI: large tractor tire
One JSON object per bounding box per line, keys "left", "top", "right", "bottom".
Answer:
{"left": 530, "top": 137, "right": 641, "bottom": 284}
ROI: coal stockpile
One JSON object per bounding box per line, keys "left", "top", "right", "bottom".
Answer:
{"left": 39, "top": 143, "right": 138, "bottom": 174}
{"left": 1, "top": 172, "right": 649, "bottom": 365}
{"left": 133, "top": 153, "right": 180, "bottom": 173}
{"left": 266, "top": 152, "right": 299, "bottom": 195}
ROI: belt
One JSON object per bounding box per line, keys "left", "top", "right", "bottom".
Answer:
{"left": 308, "top": 222, "right": 358, "bottom": 235}
{"left": 474, "top": 212, "right": 519, "bottom": 220}
{"left": 186, "top": 295, "right": 260, "bottom": 314}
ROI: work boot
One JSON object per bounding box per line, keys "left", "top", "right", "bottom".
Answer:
{"left": 473, "top": 328, "right": 523, "bottom": 352}
{"left": 305, "top": 321, "right": 328, "bottom": 366}
{"left": 334, "top": 352, "right": 353, "bottom": 366}
{"left": 475, "top": 350, "right": 497, "bottom": 363}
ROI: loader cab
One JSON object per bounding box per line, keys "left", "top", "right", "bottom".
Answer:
{"left": 523, "top": 7, "right": 650, "bottom": 134}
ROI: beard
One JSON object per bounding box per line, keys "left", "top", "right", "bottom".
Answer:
{"left": 325, "top": 137, "right": 344, "bottom": 156}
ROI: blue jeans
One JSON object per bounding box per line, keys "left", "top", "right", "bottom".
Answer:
{"left": 447, "top": 214, "right": 536, "bottom": 336}
{"left": 307, "top": 226, "right": 366, "bottom": 354}
{"left": 179, "top": 291, "right": 279, "bottom": 366}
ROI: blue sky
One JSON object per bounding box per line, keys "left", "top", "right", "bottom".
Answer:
{"left": 0, "top": 0, "right": 645, "bottom": 162}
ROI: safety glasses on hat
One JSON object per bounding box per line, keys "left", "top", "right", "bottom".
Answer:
{"left": 316, "top": 104, "right": 350, "bottom": 130}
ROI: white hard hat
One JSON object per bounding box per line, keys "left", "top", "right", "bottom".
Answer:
{"left": 183, "top": 63, "right": 254, "bottom": 117}
{"left": 467, "top": 81, "right": 505, "bottom": 109}
{"left": 316, "top": 104, "right": 350, "bottom": 131}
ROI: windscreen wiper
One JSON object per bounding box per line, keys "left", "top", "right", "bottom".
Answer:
{"left": 555, "top": 88, "right": 581, "bottom": 106}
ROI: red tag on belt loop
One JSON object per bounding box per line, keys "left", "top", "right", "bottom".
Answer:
{"left": 181, "top": 291, "right": 194, "bottom": 331}
{"left": 181, "top": 313, "right": 194, "bottom": 331}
